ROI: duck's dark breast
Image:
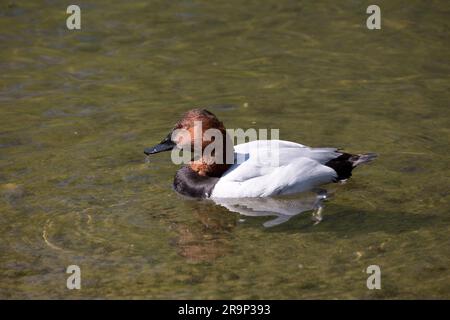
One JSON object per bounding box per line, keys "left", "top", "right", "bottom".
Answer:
{"left": 173, "top": 166, "right": 220, "bottom": 198}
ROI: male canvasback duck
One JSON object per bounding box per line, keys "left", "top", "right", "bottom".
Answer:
{"left": 144, "top": 109, "right": 376, "bottom": 198}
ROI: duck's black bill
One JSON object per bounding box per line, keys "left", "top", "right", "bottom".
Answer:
{"left": 144, "top": 134, "right": 175, "bottom": 155}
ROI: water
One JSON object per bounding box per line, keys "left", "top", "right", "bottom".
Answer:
{"left": 0, "top": 0, "right": 449, "bottom": 299}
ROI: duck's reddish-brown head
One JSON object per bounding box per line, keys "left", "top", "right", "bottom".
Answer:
{"left": 173, "top": 109, "right": 226, "bottom": 149}
{"left": 144, "top": 109, "right": 234, "bottom": 177}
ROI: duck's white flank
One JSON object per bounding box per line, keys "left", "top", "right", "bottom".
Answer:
{"left": 210, "top": 140, "right": 340, "bottom": 198}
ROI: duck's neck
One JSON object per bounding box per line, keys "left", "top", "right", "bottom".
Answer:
{"left": 189, "top": 159, "right": 232, "bottom": 177}
{"left": 189, "top": 133, "right": 235, "bottom": 177}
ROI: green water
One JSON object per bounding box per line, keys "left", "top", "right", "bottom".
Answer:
{"left": 1, "top": 0, "right": 449, "bottom": 299}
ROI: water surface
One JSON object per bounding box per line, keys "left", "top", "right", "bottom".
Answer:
{"left": 0, "top": 0, "right": 449, "bottom": 299}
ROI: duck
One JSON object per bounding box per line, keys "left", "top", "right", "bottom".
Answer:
{"left": 144, "top": 108, "right": 377, "bottom": 198}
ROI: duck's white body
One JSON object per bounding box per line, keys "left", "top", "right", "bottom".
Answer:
{"left": 211, "top": 140, "right": 341, "bottom": 198}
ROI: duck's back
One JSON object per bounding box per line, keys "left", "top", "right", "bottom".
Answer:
{"left": 211, "top": 140, "right": 339, "bottom": 198}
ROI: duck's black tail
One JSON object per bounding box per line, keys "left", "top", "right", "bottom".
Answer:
{"left": 325, "top": 152, "right": 377, "bottom": 182}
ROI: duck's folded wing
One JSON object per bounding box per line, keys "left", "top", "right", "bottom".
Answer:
{"left": 233, "top": 140, "right": 307, "bottom": 153}
{"left": 233, "top": 140, "right": 341, "bottom": 166}
{"left": 224, "top": 140, "right": 341, "bottom": 182}
{"left": 211, "top": 157, "right": 337, "bottom": 198}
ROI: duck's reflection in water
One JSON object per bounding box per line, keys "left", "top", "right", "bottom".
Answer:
{"left": 172, "top": 190, "right": 328, "bottom": 262}
{"left": 212, "top": 190, "right": 329, "bottom": 228}
{"left": 173, "top": 205, "right": 237, "bottom": 263}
